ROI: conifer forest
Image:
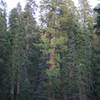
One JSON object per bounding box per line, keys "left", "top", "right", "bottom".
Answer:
{"left": 0, "top": 0, "right": 100, "bottom": 100}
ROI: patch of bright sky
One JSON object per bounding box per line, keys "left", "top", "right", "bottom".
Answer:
{"left": 5, "top": 0, "right": 100, "bottom": 13}
{"left": 5, "top": 0, "right": 26, "bottom": 12}
{"left": 5, "top": 0, "right": 100, "bottom": 23}
{"left": 74, "top": 0, "right": 100, "bottom": 8}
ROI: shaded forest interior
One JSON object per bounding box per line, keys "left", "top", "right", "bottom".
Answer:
{"left": 0, "top": 0, "right": 100, "bottom": 100}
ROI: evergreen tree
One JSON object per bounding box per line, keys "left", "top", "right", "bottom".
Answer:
{"left": 40, "top": 0, "right": 80, "bottom": 100}
{"left": 0, "top": 0, "right": 10, "bottom": 100}
{"left": 0, "top": 0, "right": 96, "bottom": 100}
{"left": 77, "top": 0, "right": 93, "bottom": 100}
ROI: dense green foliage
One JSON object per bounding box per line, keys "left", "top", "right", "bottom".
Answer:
{"left": 0, "top": 0, "right": 99, "bottom": 100}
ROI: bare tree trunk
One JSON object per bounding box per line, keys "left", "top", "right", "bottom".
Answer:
{"left": 48, "top": 81, "right": 56, "bottom": 100}
{"left": 11, "top": 82, "right": 14, "bottom": 100}
{"left": 49, "top": 48, "right": 56, "bottom": 69}
{"left": 16, "top": 73, "right": 20, "bottom": 100}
